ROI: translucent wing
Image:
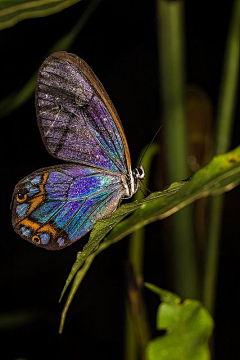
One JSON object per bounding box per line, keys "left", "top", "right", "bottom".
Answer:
{"left": 12, "top": 165, "right": 126, "bottom": 250}
{"left": 35, "top": 51, "right": 131, "bottom": 174}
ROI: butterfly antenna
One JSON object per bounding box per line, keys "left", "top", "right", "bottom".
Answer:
{"left": 138, "top": 124, "right": 163, "bottom": 167}
{"left": 138, "top": 184, "right": 147, "bottom": 197}
{"left": 140, "top": 179, "right": 152, "bottom": 195}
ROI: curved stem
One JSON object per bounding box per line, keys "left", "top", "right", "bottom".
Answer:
{"left": 203, "top": 0, "right": 240, "bottom": 313}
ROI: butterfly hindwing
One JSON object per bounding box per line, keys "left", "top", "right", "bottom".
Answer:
{"left": 12, "top": 165, "right": 126, "bottom": 250}
{"left": 35, "top": 51, "right": 131, "bottom": 174}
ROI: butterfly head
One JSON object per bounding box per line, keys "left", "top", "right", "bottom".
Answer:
{"left": 133, "top": 165, "right": 145, "bottom": 180}
{"left": 130, "top": 165, "right": 145, "bottom": 196}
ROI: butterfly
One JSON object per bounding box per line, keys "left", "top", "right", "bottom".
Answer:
{"left": 11, "top": 51, "right": 145, "bottom": 250}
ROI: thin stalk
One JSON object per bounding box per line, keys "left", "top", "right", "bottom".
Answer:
{"left": 124, "top": 144, "right": 159, "bottom": 360}
{"left": 156, "top": 0, "right": 198, "bottom": 298}
{"left": 128, "top": 144, "right": 159, "bottom": 276}
{"left": 203, "top": 0, "right": 240, "bottom": 314}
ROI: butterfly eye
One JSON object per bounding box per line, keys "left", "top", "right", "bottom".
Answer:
{"left": 32, "top": 235, "right": 41, "bottom": 245}
{"left": 16, "top": 191, "right": 27, "bottom": 203}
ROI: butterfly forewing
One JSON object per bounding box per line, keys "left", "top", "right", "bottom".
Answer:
{"left": 35, "top": 52, "right": 131, "bottom": 174}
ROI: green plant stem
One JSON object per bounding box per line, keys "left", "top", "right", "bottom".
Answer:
{"left": 125, "top": 144, "right": 159, "bottom": 360}
{"left": 203, "top": 0, "right": 240, "bottom": 314}
{"left": 128, "top": 144, "right": 159, "bottom": 277}
{"left": 0, "top": 0, "right": 81, "bottom": 30}
{"left": 0, "top": 0, "right": 101, "bottom": 117}
{"left": 156, "top": 0, "right": 198, "bottom": 299}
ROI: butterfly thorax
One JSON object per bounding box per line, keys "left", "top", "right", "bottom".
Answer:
{"left": 123, "top": 165, "right": 145, "bottom": 199}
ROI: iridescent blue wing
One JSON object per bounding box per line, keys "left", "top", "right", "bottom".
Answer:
{"left": 35, "top": 51, "right": 131, "bottom": 174}
{"left": 12, "top": 165, "right": 126, "bottom": 250}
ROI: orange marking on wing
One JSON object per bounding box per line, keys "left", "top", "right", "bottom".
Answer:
{"left": 16, "top": 193, "right": 28, "bottom": 203}
{"left": 17, "top": 173, "right": 55, "bottom": 237}
{"left": 19, "top": 218, "right": 57, "bottom": 237}
{"left": 29, "top": 195, "right": 44, "bottom": 213}
{"left": 19, "top": 219, "right": 40, "bottom": 231}
{"left": 39, "top": 224, "right": 57, "bottom": 236}
{"left": 28, "top": 172, "right": 49, "bottom": 213}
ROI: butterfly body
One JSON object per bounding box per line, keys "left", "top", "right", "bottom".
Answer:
{"left": 12, "top": 52, "right": 144, "bottom": 250}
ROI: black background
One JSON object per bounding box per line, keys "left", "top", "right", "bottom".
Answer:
{"left": 0, "top": 0, "right": 239, "bottom": 359}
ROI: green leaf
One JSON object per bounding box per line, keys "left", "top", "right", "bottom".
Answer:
{"left": 0, "top": 0, "right": 101, "bottom": 117}
{"left": 145, "top": 284, "right": 214, "bottom": 360}
{"left": 144, "top": 283, "right": 181, "bottom": 304}
{"left": 146, "top": 295, "right": 214, "bottom": 360}
{"left": 59, "top": 145, "right": 240, "bottom": 332}
{"left": 0, "top": 0, "right": 81, "bottom": 30}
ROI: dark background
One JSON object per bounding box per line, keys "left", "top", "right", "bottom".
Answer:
{"left": 0, "top": 0, "right": 239, "bottom": 359}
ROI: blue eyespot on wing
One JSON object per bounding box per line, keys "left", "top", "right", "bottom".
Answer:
{"left": 12, "top": 165, "right": 126, "bottom": 250}
{"left": 35, "top": 51, "right": 131, "bottom": 174}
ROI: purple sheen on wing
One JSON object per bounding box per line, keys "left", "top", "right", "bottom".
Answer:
{"left": 36, "top": 56, "right": 128, "bottom": 173}
{"left": 55, "top": 122, "right": 119, "bottom": 173}
{"left": 47, "top": 171, "right": 72, "bottom": 183}
{"left": 69, "top": 174, "right": 117, "bottom": 199}
{"left": 54, "top": 200, "right": 84, "bottom": 228}
{"left": 62, "top": 166, "right": 97, "bottom": 177}
{"left": 87, "top": 95, "right": 126, "bottom": 171}
{"left": 45, "top": 182, "right": 70, "bottom": 201}
{"left": 42, "top": 61, "right": 93, "bottom": 104}
{"left": 57, "top": 237, "right": 65, "bottom": 247}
